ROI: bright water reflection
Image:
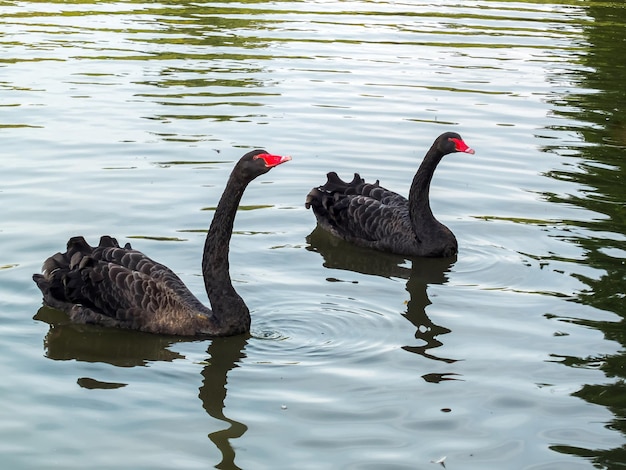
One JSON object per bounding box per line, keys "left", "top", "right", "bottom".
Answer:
{"left": 1, "top": 1, "right": 626, "bottom": 469}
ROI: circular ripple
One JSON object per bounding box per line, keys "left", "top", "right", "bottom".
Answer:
{"left": 454, "top": 242, "right": 568, "bottom": 297}
{"left": 452, "top": 242, "right": 539, "bottom": 291}
{"left": 454, "top": 243, "right": 509, "bottom": 277}
{"left": 248, "top": 297, "right": 401, "bottom": 365}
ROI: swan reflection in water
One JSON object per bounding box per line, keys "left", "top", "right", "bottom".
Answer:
{"left": 34, "top": 306, "right": 248, "bottom": 469}
{"left": 306, "top": 226, "right": 460, "bottom": 380}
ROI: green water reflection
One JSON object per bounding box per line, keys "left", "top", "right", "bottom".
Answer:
{"left": 541, "top": 1, "right": 626, "bottom": 465}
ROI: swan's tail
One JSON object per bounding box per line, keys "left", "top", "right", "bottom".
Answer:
{"left": 33, "top": 236, "right": 126, "bottom": 312}
{"left": 305, "top": 172, "right": 364, "bottom": 209}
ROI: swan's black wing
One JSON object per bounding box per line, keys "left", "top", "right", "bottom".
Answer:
{"left": 33, "top": 236, "right": 212, "bottom": 335}
{"left": 306, "top": 173, "right": 417, "bottom": 250}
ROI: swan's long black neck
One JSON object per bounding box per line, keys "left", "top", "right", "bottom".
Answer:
{"left": 202, "top": 169, "right": 251, "bottom": 334}
{"left": 408, "top": 143, "right": 445, "bottom": 232}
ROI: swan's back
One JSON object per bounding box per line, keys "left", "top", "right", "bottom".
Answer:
{"left": 305, "top": 172, "right": 417, "bottom": 254}
{"left": 33, "top": 236, "right": 214, "bottom": 335}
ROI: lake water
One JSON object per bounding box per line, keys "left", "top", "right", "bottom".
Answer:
{"left": 2, "top": 1, "right": 625, "bottom": 469}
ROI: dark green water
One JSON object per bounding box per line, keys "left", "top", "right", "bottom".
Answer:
{"left": 1, "top": 1, "right": 625, "bottom": 468}
{"left": 540, "top": 3, "right": 626, "bottom": 465}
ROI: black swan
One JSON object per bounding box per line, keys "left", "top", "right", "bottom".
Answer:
{"left": 305, "top": 132, "right": 474, "bottom": 257}
{"left": 33, "top": 150, "right": 291, "bottom": 336}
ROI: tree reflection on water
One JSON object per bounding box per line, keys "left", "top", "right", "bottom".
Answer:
{"left": 539, "top": 1, "right": 626, "bottom": 465}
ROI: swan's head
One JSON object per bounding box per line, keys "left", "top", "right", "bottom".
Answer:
{"left": 438, "top": 132, "right": 475, "bottom": 155}
{"left": 237, "top": 149, "right": 292, "bottom": 180}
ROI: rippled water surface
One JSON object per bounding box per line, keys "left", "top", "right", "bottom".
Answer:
{"left": 2, "top": 1, "right": 626, "bottom": 469}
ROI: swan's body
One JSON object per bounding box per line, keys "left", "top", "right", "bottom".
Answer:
{"left": 305, "top": 132, "right": 474, "bottom": 257}
{"left": 33, "top": 150, "right": 290, "bottom": 336}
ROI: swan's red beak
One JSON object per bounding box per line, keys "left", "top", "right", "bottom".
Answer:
{"left": 450, "top": 138, "right": 475, "bottom": 155}
{"left": 255, "top": 153, "right": 292, "bottom": 168}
